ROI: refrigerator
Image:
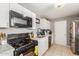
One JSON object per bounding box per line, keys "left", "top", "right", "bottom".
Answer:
{"left": 70, "top": 21, "right": 79, "bottom": 55}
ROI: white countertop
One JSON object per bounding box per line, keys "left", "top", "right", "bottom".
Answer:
{"left": 0, "top": 44, "right": 14, "bottom": 56}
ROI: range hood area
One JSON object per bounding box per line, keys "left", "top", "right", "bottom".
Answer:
{"left": 9, "top": 10, "right": 32, "bottom": 28}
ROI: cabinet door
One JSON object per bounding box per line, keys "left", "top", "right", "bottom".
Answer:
{"left": 38, "top": 38, "right": 48, "bottom": 56}
{"left": 46, "top": 20, "right": 50, "bottom": 29}
{"left": 40, "top": 19, "right": 44, "bottom": 29}
{"left": 38, "top": 39, "right": 45, "bottom": 56}
{"left": 0, "top": 3, "right": 9, "bottom": 28}
{"left": 10, "top": 3, "right": 23, "bottom": 15}
{"left": 43, "top": 37, "right": 48, "bottom": 53}
{"left": 23, "top": 7, "right": 33, "bottom": 17}
{"left": 45, "top": 37, "right": 48, "bottom": 50}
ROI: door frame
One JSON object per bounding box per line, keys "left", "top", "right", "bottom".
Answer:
{"left": 54, "top": 20, "right": 67, "bottom": 46}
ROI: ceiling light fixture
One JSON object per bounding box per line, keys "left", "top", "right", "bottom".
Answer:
{"left": 54, "top": 0, "right": 66, "bottom": 8}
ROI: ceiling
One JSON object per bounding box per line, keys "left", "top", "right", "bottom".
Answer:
{"left": 19, "top": 3, "right": 79, "bottom": 20}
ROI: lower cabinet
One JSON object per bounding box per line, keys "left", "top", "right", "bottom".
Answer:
{"left": 38, "top": 36, "right": 48, "bottom": 56}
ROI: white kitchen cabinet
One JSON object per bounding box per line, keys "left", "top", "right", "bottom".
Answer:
{"left": 0, "top": 3, "right": 9, "bottom": 28}
{"left": 38, "top": 36, "right": 48, "bottom": 56}
{"left": 10, "top": 3, "right": 32, "bottom": 17}
{"left": 10, "top": 3, "right": 24, "bottom": 15}
{"left": 23, "top": 6, "right": 35, "bottom": 17}
{"left": 40, "top": 18, "right": 50, "bottom": 29}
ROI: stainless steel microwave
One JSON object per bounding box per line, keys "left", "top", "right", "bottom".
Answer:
{"left": 9, "top": 10, "right": 32, "bottom": 28}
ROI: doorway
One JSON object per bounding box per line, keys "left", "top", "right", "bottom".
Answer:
{"left": 54, "top": 20, "right": 67, "bottom": 46}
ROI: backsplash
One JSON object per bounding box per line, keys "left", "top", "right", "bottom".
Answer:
{"left": 0, "top": 28, "right": 35, "bottom": 34}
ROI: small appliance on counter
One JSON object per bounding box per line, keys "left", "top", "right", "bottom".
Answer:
{"left": 37, "top": 29, "right": 48, "bottom": 38}
{"left": 29, "top": 32, "right": 35, "bottom": 39}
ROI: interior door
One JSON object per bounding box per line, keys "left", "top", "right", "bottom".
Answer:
{"left": 54, "top": 20, "right": 67, "bottom": 46}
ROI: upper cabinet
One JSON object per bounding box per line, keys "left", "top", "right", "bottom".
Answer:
{"left": 0, "top": 3, "right": 9, "bottom": 28}
{"left": 40, "top": 18, "right": 50, "bottom": 29}
{"left": 9, "top": 3, "right": 36, "bottom": 29}
{"left": 9, "top": 3, "right": 23, "bottom": 15}
{"left": 0, "top": 3, "right": 36, "bottom": 29}
{"left": 0, "top": 3, "right": 50, "bottom": 29}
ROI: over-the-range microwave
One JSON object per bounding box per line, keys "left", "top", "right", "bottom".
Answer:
{"left": 9, "top": 10, "right": 32, "bottom": 28}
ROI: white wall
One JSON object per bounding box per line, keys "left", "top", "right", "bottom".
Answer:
{"left": 50, "top": 15, "right": 79, "bottom": 46}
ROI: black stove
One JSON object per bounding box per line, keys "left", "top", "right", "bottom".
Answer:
{"left": 7, "top": 33, "right": 38, "bottom": 56}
